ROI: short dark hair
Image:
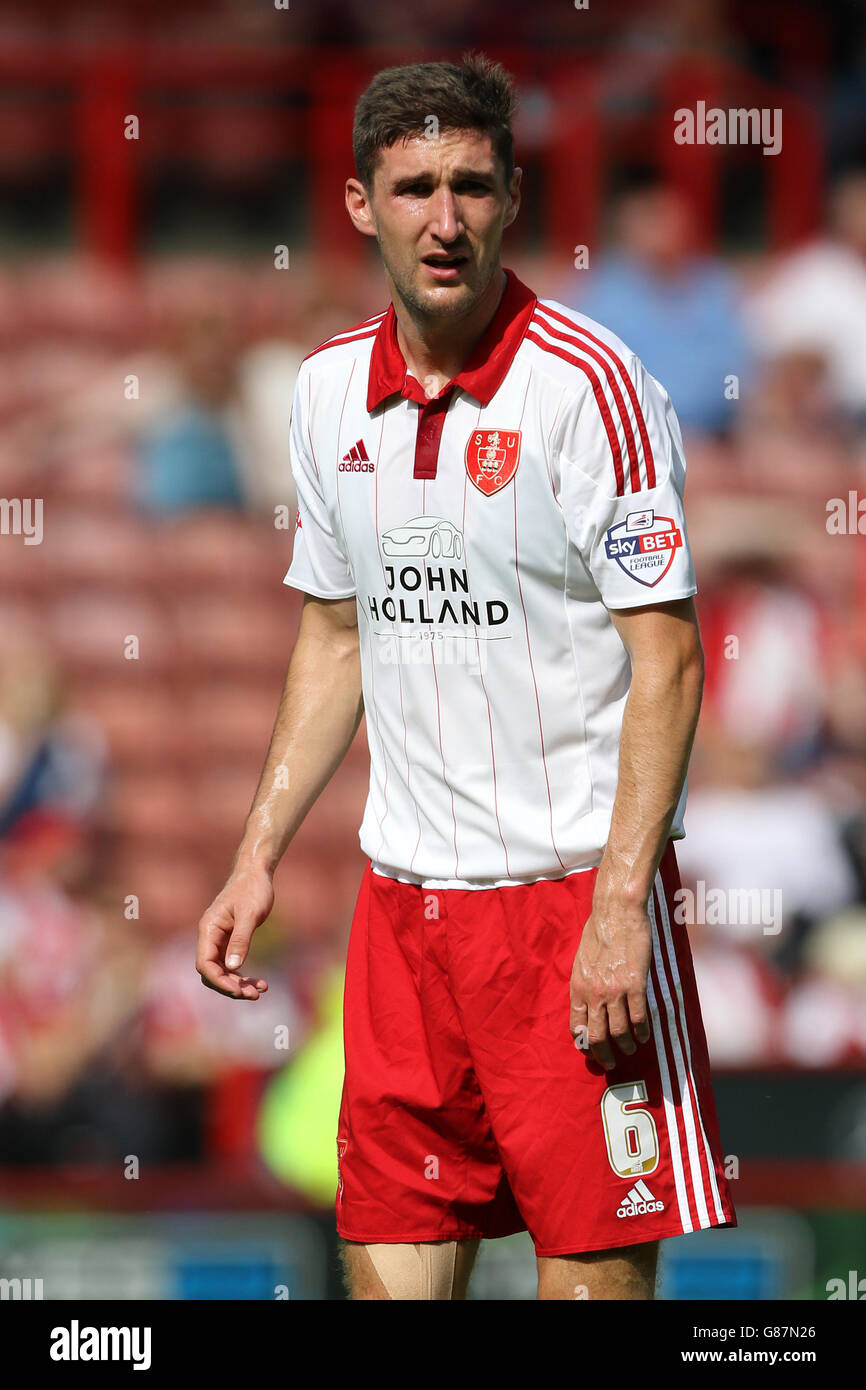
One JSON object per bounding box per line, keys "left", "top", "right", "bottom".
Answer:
{"left": 352, "top": 53, "right": 517, "bottom": 192}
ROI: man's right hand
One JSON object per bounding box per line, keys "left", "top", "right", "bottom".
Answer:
{"left": 193, "top": 593, "right": 362, "bottom": 1003}
{"left": 195, "top": 867, "right": 274, "bottom": 1000}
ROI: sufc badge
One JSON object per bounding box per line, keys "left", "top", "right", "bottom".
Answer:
{"left": 604, "top": 509, "right": 683, "bottom": 587}
{"left": 465, "top": 428, "right": 521, "bottom": 496}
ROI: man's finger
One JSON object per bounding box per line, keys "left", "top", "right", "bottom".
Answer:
{"left": 590, "top": 1039, "right": 616, "bottom": 1071}
{"left": 198, "top": 959, "right": 243, "bottom": 997}
{"left": 571, "top": 1011, "right": 589, "bottom": 1052}
{"left": 198, "top": 957, "right": 267, "bottom": 999}
{"left": 607, "top": 997, "right": 636, "bottom": 1056}
{"left": 228, "top": 975, "right": 268, "bottom": 1000}
{"left": 569, "top": 995, "right": 588, "bottom": 1038}
{"left": 225, "top": 915, "right": 257, "bottom": 970}
{"left": 588, "top": 1004, "right": 616, "bottom": 1072}
{"left": 202, "top": 972, "right": 267, "bottom": 1000}
{"left": 628, "top": 990, "right": 651, "bottom": 1045}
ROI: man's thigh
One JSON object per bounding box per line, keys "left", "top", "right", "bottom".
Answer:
{"left": 536, "top": 1240, "right": 659, "bottom": 1301}
{"left": 341, "top": 1239, "right": 481, "bottom": 1301}
{"left": 338, "top": 865, "right": 525, "bottom": 1245}
{"left": 445, "top": 846, "right": 736, "bottom": 1256}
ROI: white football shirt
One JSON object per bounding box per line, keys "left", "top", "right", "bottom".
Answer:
{"left": 285, "top": 269, "right": 697, "bottom": 888}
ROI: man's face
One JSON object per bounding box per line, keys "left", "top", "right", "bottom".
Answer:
{"left": 347, "top": 128, "right": 521, "bottom": 320}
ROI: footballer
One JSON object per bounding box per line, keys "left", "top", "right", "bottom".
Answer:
{"left": 196, "top": 53, "right": 736, "bottom": 1301}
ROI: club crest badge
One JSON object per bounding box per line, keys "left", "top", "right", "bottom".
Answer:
{"left": 465, "top": 429, "right": 521, "bottom": 496}
{"left": 604, "top": 509, "right": 683, "bottom": 587}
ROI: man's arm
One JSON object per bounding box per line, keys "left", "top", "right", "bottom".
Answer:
{"left": 569, "top": 596, "right": 704, "bottom": 1069}
{"left": 196, "top": 592, "right": 362, "bottom": 1000}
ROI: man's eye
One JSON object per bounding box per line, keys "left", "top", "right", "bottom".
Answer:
{"left": 398, "top": 181, "right": 489, "bottom": 195}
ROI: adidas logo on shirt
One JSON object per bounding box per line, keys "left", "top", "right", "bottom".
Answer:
{"left": 339, "top": 439, "right": 374, "bottom": 472}
{"left": 616, "top": 1179, "right": 665, "bottom": 1218}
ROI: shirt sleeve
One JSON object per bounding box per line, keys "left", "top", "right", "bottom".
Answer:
{"left": 283, "top": 370, "right": 356, "bottom": 599}
{"left": 556, "top": 352, "right": 697, "bottom": 610}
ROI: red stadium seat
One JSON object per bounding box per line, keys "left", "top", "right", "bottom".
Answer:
{"left": 43, "top": 510, "right": 159, "bottom": 589}
{"left": 172, "top": 596, "right": 290, "bottom": 678}
{"left": 104, "top": 771, "right": 197, "bottom": 849}
{"left": 70, "top": 681, "right": 187, "bottom": 770}
{"left": 161, "top": 513, "right": 289, "bottom": 594}
{"left": 48, "top": 594, "right": 175, "bottom": 673}
{"left": 183, "top": 682, "right": 277, "bottom": 766}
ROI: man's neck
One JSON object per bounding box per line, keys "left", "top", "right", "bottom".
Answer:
{"left": 391, "top": 267, "right": 506, "bottom": 399}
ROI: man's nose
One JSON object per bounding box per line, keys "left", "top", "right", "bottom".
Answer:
{"left": 429, "top": 189, "right": 463, "bottom": 242}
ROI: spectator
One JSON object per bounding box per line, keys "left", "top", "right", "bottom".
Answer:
{"left": 0, "top": 634, "right": 105, "bottom": 839}
{"left": 745, "top": 169, "right": 866, "bottom": 430}
{"left": 556, "top": 181, "right": 750, "bottom": 434}
{"left": 136, "top": 308, "right": 246, "bottom": 515}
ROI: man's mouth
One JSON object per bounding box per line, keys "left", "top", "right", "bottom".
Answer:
{"left": 420, "top": 253, "right": 470, "bottom": 281}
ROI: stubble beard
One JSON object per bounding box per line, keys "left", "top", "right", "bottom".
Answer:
{"left": 380, "top": 240, "right": 501, "bottom": 332}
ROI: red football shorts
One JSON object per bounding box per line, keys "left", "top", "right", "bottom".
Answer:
{"left": 336, "top": 840, "right": 737, "bottom": 1256}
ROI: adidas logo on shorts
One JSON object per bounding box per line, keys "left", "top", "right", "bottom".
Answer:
{"left": 616, "top": 1178, "right": 665, "bottom": 1218}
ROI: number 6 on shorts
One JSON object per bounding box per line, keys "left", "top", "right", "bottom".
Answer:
{"left": 601, "top": 1080, "right": 660, "bottom": 1177}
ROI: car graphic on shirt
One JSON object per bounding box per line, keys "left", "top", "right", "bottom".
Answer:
{"left": 381, "top": 516, "right": 464, "bottom": 560}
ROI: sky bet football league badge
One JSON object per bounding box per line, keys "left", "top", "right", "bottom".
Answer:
{"left": 604, "top": 508, "right": 683, "bottom": 587}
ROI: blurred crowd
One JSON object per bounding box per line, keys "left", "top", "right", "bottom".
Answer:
{"left": 0, "top": 257, "right": 374, "bottom": 1166}
{"left": 1, "top": 142, "right": 865, "bottom": 1169}
{"left": 560, "top": 170, "right": 866, "bottom": 1069}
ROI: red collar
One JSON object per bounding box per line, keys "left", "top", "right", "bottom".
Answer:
{"left": 366, "top": 268, "right": 537, "bottom": 412}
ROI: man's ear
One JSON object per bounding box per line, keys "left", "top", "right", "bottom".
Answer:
{"left": 346, "top": 178, "right": 378, "bottom": 238}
